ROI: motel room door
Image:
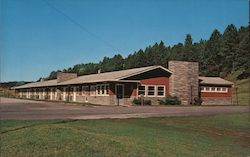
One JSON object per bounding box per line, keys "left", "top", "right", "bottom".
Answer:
{"left": 116, "top": 84, "right": 124, "bottom": 106}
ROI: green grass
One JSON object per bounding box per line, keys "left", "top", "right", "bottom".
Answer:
{"left": 1, "top": 113, "right": 250, "bottom": 157}
{"left": 232, "top": 78, "right": 250, "bottom": 105}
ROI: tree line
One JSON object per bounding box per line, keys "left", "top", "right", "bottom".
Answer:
{"left": 43, "top": 24, "right": 249, "bottom": 81}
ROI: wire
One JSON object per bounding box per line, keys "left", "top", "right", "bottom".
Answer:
{"left": 42, "top": 0, "right": 120, "bottom": 52}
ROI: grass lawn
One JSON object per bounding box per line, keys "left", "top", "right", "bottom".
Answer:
{"left": 1, "top": 113, "right": 249, "bottom": 157}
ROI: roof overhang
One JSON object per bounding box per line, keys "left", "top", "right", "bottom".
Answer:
{"left": 116, "top": 66, "right": 172, "bottom": 80}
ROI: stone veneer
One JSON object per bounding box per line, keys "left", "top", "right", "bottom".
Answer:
{"left": 202, "top": 97, "right": 232, "bottom": 105}
{"left": 168, "top": 61, "right": 199, "bottom": 105}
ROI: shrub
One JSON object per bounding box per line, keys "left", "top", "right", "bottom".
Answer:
{"left": 132, "top": 98, "right": 151, "bottom": 106}
{"left": 159, "top": 95, "right": 181, "bottom": 105}
{"left": 193, "top": 97, "right": 203, "bottom": 105}
{"left": 144, "top": 99, "right": 152, "bottom": 105}
{"left": 132, "top": 98, "right": 141, "bottom": 105}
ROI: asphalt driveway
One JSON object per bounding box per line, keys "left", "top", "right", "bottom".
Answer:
{"left": 0, "top": 97, "right": 248, "bottom": 120}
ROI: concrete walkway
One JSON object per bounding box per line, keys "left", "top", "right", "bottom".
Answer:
{"left": 0, "top": 97, "right": 248, "bottom": 120}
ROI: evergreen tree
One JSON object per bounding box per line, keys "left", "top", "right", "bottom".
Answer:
{"left": 183, "top": 34, "right": 194, "bottom": 61}
{"left": 202, "top": 29, "right": 222, "bottom": 76}
{"left": 221, "top": 24, "right": 239, "bottom": 75}
{"left": 235, "top": 26, "right": 250, "bottom": 70}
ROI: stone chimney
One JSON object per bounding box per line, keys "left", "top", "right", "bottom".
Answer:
{"left": 57, "top": 72, "right": 77, "bottom": 83}
{"left": 168, "top": 61, "right": 199, "bottom": 105}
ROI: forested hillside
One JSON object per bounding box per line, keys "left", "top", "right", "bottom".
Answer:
{"left": 44, "top": 24, "right": 249, "bottom": 81}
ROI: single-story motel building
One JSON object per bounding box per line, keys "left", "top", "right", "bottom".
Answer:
{"left": 12, "top": 61, "right": 234, "bottom": 105}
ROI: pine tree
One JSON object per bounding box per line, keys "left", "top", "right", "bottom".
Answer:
{"left": 221, "top": 24, "right": 239, "bottom": 75}
{"left": 183, "top": 34, "right": 194, "bottom": 61}
{"left": 202, "top": 29, "right": 222, "bottom": 76}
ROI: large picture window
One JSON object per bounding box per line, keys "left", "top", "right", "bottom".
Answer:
{"left": 138, "top": 85, "right": 165, "bottom": 97}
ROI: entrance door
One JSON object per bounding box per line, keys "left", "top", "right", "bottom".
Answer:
{"left": 116, "top": 84, "right": 124, "bottom": 106}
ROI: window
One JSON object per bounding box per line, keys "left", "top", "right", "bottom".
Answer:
{"left": 101, "top": 85, "right": 105, "bottom": 94}
{"left": 157, "top": 86, "right": 165, "bottom": 97}
{"left": 138, "top": 86, "right": 146, "bottom": 96}
{"left": 147, "top": 86, "right": 155, "bottom": 96}
{"left": 90, "top": 85, "right": 96, "bottom": 96}
{"left": 222, "top": 87, "right": 227, "bottom": 92}
{"left": 97, "top": 85, "right": 101, "bottom": 95}
{"left": 106, "top": 85, "right": 109, "bottom": 95}
{"left": 138, "top": 85, "right": 165, "bottom": 97}
{"left": 95, "top": 84, "right": 109, "bottom": 96}
{"left": 69, "top": 87, "right": 74, "bottom": 94}
{"left": 75, "top": 87, "right": 80, "bottom": 96}
{"left": 82, "top": 86, "right": 89, "bottom": 96}
{"left": 201, "top": 86, "right": 228, "bottom": 93}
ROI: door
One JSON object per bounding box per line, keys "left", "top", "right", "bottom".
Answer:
{"left": 116, "top": 84, "right": 124, "bottom": 106}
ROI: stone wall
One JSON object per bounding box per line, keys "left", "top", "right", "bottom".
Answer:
{"left": 168, "top": 61, "right": 199, "bottom": 105}
{"left": 75, "top": 95, "right": 114, "bottom": 105}
{"left": 202, "top": 97, "right": 232, "bottom": 105}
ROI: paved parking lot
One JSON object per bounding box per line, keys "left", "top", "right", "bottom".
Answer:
{"left": 0, "top": 97, "right": 248, "bottom": 120}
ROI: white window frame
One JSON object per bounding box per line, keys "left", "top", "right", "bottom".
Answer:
{"left": 138, "top": 85, "right": 146, "bottom": 97}
{"left": 157, "top": 85, "right": 165, "bottom": 97}
{"left": 221, "top": 87, "right": 228, "bottom": 92}
{"left": 137, "top": 85, "right": 166, "bottom": 97}
{"left": 201, "top": 86, "right": 228, "bottom": 93}
{"left": 147, "top": 86, "right": 156, "bottom": 97}
{"left": 216, "top": 87, "right": 221, "bottom": 92}
{"left": 96, "top": 84, "right": 109, "bottom": 96}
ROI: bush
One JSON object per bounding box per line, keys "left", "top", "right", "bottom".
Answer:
{"left": 144, "top": 99, "right": 152, "bottom": 105}
{"left": 193, "top": 97, "right": 203, "bottom": 105}
{"left": 132, "top": 98, "right": 141, "bottom": 105}
{"left": 159, "top": 95, "right": 181, "bottom": 105}
{"left": 132, "top": 98, "right": 151, "bottom": 106}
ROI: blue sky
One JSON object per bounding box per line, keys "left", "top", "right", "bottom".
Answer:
{"left": 1, "top": 0, "right": 248, "bottom": 82}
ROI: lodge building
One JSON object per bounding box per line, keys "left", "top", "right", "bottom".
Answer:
{"left": 12, "top": 61, "right": 234, "bottom": 105}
